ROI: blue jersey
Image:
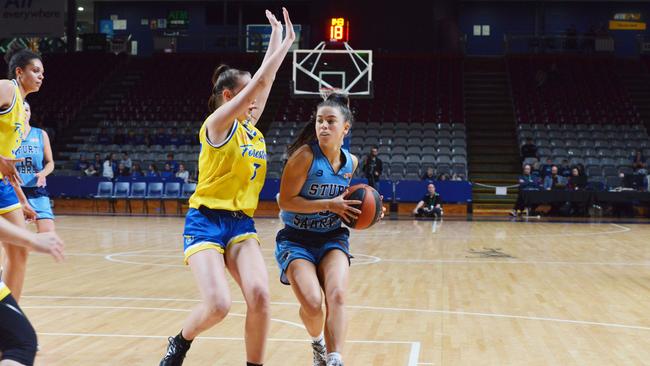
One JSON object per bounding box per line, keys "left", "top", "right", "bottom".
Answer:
{"left": 15, "top": 127, "right": 45, "bottom": 188}
{"left": 281, "top": 143, "right": 354, "bottom": 233}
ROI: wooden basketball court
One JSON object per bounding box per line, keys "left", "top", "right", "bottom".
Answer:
{"left": 16, "top": 215, "right": 650, "bottom": 365}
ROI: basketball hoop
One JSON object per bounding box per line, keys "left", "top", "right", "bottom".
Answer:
{"left": 319, "top": 87, "right": 341, "bottom": 101}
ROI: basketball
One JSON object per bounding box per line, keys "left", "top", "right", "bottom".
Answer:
{"left": 342, "top": 184, "right": 383, "bottom": 230}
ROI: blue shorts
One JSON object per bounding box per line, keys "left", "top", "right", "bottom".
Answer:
{"left": 182, "top": 207, "right": 259, "bottom": 264}
{"left": 0, "top": 182, "right": 20, "bottom": 215}
{"left": 275, "top": 226, "right": 351, "bottom": 285}
{"left": 22, "top": 187, "right": 53, "bottom": 221}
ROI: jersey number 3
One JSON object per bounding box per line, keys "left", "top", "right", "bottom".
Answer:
{"left": 251, "top": 163, "right": 261, "bottom": 180}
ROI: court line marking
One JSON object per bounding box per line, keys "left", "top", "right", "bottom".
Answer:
{"left": 377, "top": 258, "right": 650, "bottom": 267}
{"left": 518, "top": 223, "right": 630, "bottom": 238}
{"left": 22, "top": 305, "right": 305, "bottom": 330}
{"left": 35, "top": 332, "right": 420, "bottom": 366}
{"left": 22, "top": 294, "right": 650, "bottom": 332}
{"left": 102, "top": 249, "right": 381, "bottom": 268}
{"left": 58, "top": 250, "right": 650, "bottom": 268}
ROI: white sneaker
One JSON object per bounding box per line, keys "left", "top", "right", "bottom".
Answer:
{"left": 311, "top": 339, "right": 327, "bottom": 366}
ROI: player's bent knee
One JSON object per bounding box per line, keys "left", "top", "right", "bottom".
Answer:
{"left": 246, "top": 284, "right": 270, "bottom": 313}
{"left": 326, "top": 287, "right": 346, "bottom": 307}
{"left": 301, "top": 294, "right": 323, "bottom": 317}
{"left": 203, "top": 295, "right": 231, "bottom": 321}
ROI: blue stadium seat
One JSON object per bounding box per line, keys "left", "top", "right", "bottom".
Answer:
{"left": 93, "top": 181, "right": 114, "bottom": 213}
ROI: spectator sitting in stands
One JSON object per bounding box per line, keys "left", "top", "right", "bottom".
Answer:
{"left": 544, "top": 166, "right": 567, "bottom": 190}
{"left": 154, "top": 128, "right": 169, "bottom": 146}
{"left": 567, "top": 167, "right": 587, "bottom": 190}
{"left": 451, "top": 173, "right": 463, "bottom": 181}
{"left": 76, "top": 154, "right": 89, "bottom": 171}
{"left": 166, "top": 153, "right": 179, "bottom": 172}
{"left": 97, "top": 128, "right": 112, "bottom": 145}
{"left": 176, "top": 163, "right": 189, "bottom": 183}
{"left": 117, "top": 163, "right": 131, "bottom": 177}
{"left": 131, "top": 163, "right": 144, "bottom": 178}
{"left": 541, "top": 158, "right": 553, "bottom": 177}
{"left": 120, "top": 152, "right": 132, "bottom": 170}
{"left": 412, "top": 183, "right": 443, "bottom": 219}
{"left": 421, "top": 167, "right": 435, "bottom": 182}
{"left": 631, "top": 149, "right": 647, "bottom": 173}
{"left": 93, "top": 153, "right": 103, "bottom": 170}
{"left": 511, "top": 164, "right": 541, "bottom": 216}
{"left": 102, "top": 153, "right": 116, "bottom": 179}
{"left": 161, "top": 163, "right": 174, "bottom": 179}
{"left": 544, "top": 165, "right": 567, "bottom": 216}
{"left": 84, "top": 164, "right": 98, "bottom": 177}
{"left": 147, "top": 164, "right": 159, "bottom": 177}
{"left": 169, "top": 128, "right": 183, "bottom": 146}
{"left": 531, "top": 161, "right": 542, "bottom": 180}
{"left": 437, "top": 172, "right": 451, "bottom": 181}
{"left": 521, "top": 138, "right": 538, "bottom": 161}
{"left": 560, "top": 159, "right": 572, "bottom": 177}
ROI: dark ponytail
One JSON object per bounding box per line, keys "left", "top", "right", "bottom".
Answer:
{"left": 286, "top": 91, "right": 353, "bottom": 157}
{"left": 4, "top": 40, "right": 41, "bottom": 79}
{"left": 208, "top": 64, "right": 251, "bottom": 113}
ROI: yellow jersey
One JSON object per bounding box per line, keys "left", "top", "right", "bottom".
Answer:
{"left": 189, "top": 119, "right": 267, "bottom": 217}
{"left": 0, "top": 280, "right": 10, "bottom": 301}
{"left": 0, "top": 79, "right": 25, "bottom": 179}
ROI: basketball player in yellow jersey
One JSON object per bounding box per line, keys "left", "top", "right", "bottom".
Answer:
{"left": 0, "top": 43, "right": 43, "bottom": 302}
{"left": 159, "top": 8, "right": 295, "bottom": 366}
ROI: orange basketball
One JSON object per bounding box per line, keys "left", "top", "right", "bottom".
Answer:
{"left": 342, "top": 184, "right": 383, "bottom": 230}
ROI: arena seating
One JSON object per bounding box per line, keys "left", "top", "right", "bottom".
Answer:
{"left": 509, "top": 55, "right": 640, "bottom": 125}
{"left": 265, "top": 121, "right": 467, "bottom": 180}
{"left": 517, "top": 123, "right": 647, "bottom": 187}
{"left": 0, "top": 53, "right": 124, "bottom": 129}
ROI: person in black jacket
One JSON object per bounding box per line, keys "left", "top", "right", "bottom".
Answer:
{"left": 413, "top": 183, "right": 443, "bottom": 218}
{"left": 362, "top": 146, "right": 382, "bottom": 189}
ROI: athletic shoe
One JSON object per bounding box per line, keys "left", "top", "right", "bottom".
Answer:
{"left": 311, "top": 339, "right": 327, "bottom": 366}
{"left": 326, "top": 358, "right": 343, "bottom": 366}
{"left": 159, "top": 335, "right": 191, "bottom": 366}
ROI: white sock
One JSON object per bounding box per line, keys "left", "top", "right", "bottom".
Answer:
{"left": 327, "top": 352, "right": 342, "bottom": 362}
{"left": 312, "top": 333, "right": 324, "bottom": 344}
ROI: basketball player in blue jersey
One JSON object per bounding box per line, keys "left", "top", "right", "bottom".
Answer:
{"left": 277, "top": 93, "right": 375, "bottom": 366}
{"left": 15, "top": 101, "right": 56, "bottom": 234}
{"left": 0, "top": 43, "right": 43, "bottom": 302}
{"left": 159, "top": 9, "right": 295, "bottom": 366}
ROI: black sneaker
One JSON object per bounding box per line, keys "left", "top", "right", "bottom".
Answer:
{"left": 160, "top": 335, "right": 191, "bottom": 366}
{"left": 311, "top": 339, "right": 327, "bottom": 366}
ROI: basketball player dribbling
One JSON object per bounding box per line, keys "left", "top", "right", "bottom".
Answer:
{"left": 276, "top": 92, "right": 383, "bottom": 366}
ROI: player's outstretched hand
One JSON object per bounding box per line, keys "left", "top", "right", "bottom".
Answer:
{"left": 30, "top": 232, "right": 65, "bottom": 262}
{"left": 265, "top": 9, "right": 282, "bottom": 31}
{"left": 282, "top": 7, "right": 295, "bottom": 42}
{"left": 329, "top": 190, "right": 362, "bottom": 222}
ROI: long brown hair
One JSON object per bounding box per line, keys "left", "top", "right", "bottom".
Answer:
{"left": 207, "top": 64, "right": 251, "bottom": 113}
{"left": 286, "top": 92, "right": 353, "bottom": 157}
{"left": 4, "top": 40, "right": 41, "bottom": 79}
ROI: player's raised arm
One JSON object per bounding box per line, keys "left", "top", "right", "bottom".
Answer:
{"left": 204, "top": 7, "right": 295, "bottom": 139}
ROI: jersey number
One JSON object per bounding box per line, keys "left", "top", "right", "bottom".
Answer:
{"left": 251, "top": 163, "right": 261, "bottom": 180}
{"left": 17, "top": 157, "right": 32, "bottom": 174}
